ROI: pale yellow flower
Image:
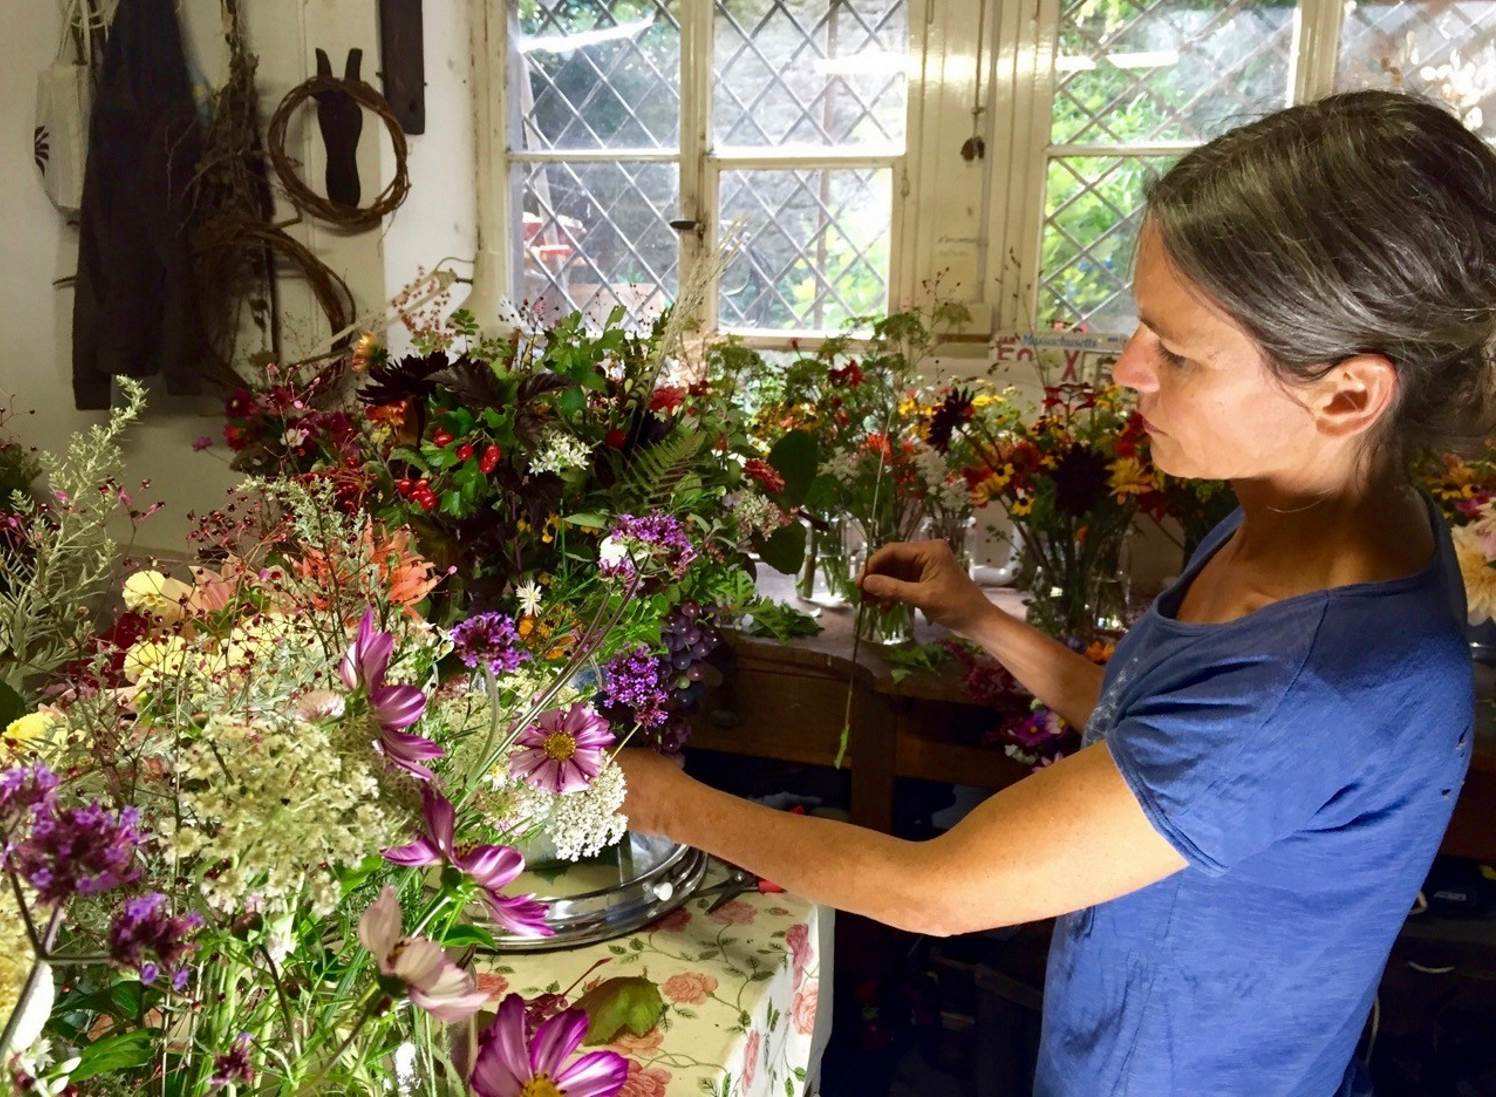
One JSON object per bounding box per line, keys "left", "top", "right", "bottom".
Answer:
{"left": 122, "top": 570, "right": 192, "bottom": 623}
{"left": 122, "top": 635, "right": 191, "bottom": 684}
{"left": 1454, "top": 525, "right": 1496, "bottom": 625}
{"left": 3, "top": 710, "right": 59, "bottom": 755}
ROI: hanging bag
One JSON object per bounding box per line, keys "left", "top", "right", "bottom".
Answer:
{"left": 33, "top": 0, "right": 99, "bottom": 216}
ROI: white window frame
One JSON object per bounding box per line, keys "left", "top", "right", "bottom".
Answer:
{"left": 985, "top": 0, "right": 1345, "bottom": 335}
{"left": 477, "top": 0, "right": 931, "bottom": 350}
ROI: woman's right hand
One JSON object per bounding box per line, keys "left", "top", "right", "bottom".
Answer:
{"left": 857, "top": 539, "right": 994, "bottom": 636}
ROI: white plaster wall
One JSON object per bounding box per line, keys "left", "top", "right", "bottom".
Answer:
{"left": 0, "top": 0, "right": 473, "bottom": 557}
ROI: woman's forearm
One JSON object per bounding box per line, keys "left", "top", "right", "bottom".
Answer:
{"left": 664, "top": 780, "right": 950, "bottom": 935}
{"left": 958, "top": 601, "right": 1105, "bottom": 729}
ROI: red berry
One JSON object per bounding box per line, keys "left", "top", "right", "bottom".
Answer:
{"left": 456, "top": 442, "right": 475, "bottom": 462}
{"left": 432, "top": 428, "right": 454, "bottom": 447}
{"left": 604, "top": 429, "right": 628, "bottom": 450}
{"left": 478, "top": 443, "right": 502, "bottom": 474}
{"left": 395, "top": 478, "right": 414, "bottom": 497}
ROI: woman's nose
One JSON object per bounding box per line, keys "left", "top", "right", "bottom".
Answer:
{"left": 1111, "top": 328, "right": 1159, "bottom": 394}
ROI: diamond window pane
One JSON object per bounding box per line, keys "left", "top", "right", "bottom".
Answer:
{"left": 714, "top": 0, "right": 908, "bottom": 149}
{"left": 1334, "top": 0, "right": 1496, "bottom": 141}
{"left": 718, "top": 168, "right": 891, "bottom": 330}
{"left": 1052, "top": 0, "right": 1297, "bottom": 146}
{"left": 513, "top": 0, "right": 681, "bottom": 150}
{"left": 518, "top": 161, "right": 679, "bottom": 328}
{"left": 1039, "top": 155, "right": 1173, "bottom": 333}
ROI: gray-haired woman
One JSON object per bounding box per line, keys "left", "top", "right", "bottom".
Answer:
{"left": 619, "top": 91, "right": 1496, "bottom": 1095}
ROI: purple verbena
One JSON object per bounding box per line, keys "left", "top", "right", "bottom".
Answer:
{"left": 11, "top": 800, "right": 143, "bottom": 903}
{"left": 601, "top": 645, "right": 670, "bottom": 728}
{"left": 0, "top": 762, "right": 59, "bottom": 823}
{"left": 109, "top": 891, "right": 203, "bottom": 987}
{"left": 607, "top": 512, "right": 698, "bottom": 577}
{"left": 450, "top": 612, "right": 531, "bottom": 675}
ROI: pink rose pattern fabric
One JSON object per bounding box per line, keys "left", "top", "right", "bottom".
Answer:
{"left": 480, "top": 863, "right": 823, "bottom": 1095}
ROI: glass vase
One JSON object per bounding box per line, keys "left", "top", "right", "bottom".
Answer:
{"left": 818, "top": 516, "right": 857, "bottom": 605}
{"left": 920, "top": 512, "right": 976, "bottom": 575}
{"left": 857, "top": 599, "right": 914, "bottom": 645}
{"left": 1020, "top": 529, "right": 1132, "bottom": 642}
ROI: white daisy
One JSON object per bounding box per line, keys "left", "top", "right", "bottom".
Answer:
{"left": 515, "top": 579, "right": 544, "bottom": 617}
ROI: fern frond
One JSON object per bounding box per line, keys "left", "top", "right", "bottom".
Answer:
{"left": 615, "top": 426, "right": 706, "bottom": 511}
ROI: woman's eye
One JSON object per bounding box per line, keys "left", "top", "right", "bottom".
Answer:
{"left": 1155, "top": 344, "right": 1188, "bottom": 369}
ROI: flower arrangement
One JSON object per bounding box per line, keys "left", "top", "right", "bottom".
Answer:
{"left": 0, "top": 398, "right": 710, "bottom": 1094}
{"left": 1415, "top": 445, "right": 1496, "bottom": 528}
{"left": 933, "top": 378, "right": 1149, "bottom": 640}
{"left": 1451, "top": 496, "right": 1496, "bottom": 627}
{"left": 750, "top": 303, "right": 974, "bottom": 640}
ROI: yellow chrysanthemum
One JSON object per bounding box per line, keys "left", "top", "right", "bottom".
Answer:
{"left": 122, "top": 635, "right": 191, "bottom": 685}
{"left": 122, "top": 569, "right": 192, "bottom": 622}
{"left": 4, "top": 710, "right": 58, "bottom": 755}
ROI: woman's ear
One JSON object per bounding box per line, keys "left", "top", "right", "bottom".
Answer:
{"left": 1314, "top": 354, "right": 1399, "bottom": 440}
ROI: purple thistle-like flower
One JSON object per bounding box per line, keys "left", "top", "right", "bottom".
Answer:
{"left": 210, "top": 1033, "right": 255, "bottom": 1089}
{"left": 450, "top": 612, "right": 531, "bottom": 675}
{"left": 108, "top": 891, "right": 203, "bottom": 987}
{"left": 601, "top": 646, "right": 670, "bottom": 728}
{"left": 0, "top": 762, "right": 59, "bottom": 822}
{"left": 12, "top": 800, "right": 143, "bottom": 903}
{"left": 509, "top": 705, "right": 615, "bottom": 795}
{"left": 470, "top": 994, "right": 628, "bottom": 1097}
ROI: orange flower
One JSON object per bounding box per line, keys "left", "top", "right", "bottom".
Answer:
{"left": 293, "top": 524, "right": 441, "bottom": 614}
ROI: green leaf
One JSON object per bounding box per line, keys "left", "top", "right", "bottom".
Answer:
{"left": 71, "top": 1030, "right": 154, "bottom": 1081}
{"left": 562, "top": 512, "right": 609, "bottom": 529}
{"left": 767, "top": 430, "right": 818, "bottom": 504}
{"left": 576, "top": 976, "right": 666, "bottom": 1046}
{"left": 441, "top": 924, "right": 498, "bottom": 950}
{"left": 758, "top": 521, "right": 806, "bottom": 576}
{"left": 802, "top": 472, "right": 842, "bottom": 513}
{"left": 0, "top": 681, "right": 25, "bottom": 727}
{"left": 628, "top": 938, "right": 645, "bottom": 951}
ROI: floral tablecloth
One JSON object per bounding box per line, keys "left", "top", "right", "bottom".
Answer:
{"left": 480, "top": 860, "right": 833, "bottom": 1097}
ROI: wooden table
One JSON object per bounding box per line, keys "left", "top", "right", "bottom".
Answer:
{"left": 690, "top": 580, "right": 1496, "bottom": 863}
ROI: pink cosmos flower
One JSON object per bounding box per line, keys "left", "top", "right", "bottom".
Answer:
{"left": 357, "top": 887, "right": 488, "bottom": 1022}
{"left": 341, "top": 607, "right": 443, "bottom": 780}
{"left": 383, "top": 787, "right": 552, "bottom": 937}
{"left": 509, "top": 705, "right": 615, "bottom": 794}
{"left": 469, "top": 993, "right": 628, "bottom": 1097}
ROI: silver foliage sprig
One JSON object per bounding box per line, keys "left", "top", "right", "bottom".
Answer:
{"left": 0, "top": 378, "right": 146, "bottom": 692}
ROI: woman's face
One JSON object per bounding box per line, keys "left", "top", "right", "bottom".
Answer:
{"left": 1111, "top": 224, "right": 1325, "bottom": 483}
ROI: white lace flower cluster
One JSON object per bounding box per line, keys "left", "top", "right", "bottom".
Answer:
{"left": 163, "top": 714, "right": 396, "bottom": 916}
{"left": 909, "top": 442, "right": 971, "bottom": 517}
{"left": 729, "top": 491, "right": 791, "bottom": 547}
{"left": 822, "top": 450, "right": 862, "bottom": 486}
{"left": 529, "top": 428, "right": 594, "bottom": 476}
{"left": 492, "top": 761, "right": 628, "bottom": 863}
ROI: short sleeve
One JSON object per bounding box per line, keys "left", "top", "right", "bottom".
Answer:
{"left": 1104, "top": 605, "right": 1346, "bottom": 875}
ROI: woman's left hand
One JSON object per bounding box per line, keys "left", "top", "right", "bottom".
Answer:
{"left": 614, "top": 748, "right": 694, "bottom": 839}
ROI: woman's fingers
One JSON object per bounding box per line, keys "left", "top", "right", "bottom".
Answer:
{"left": 860, "top": 540, "right": 927, "bottom": 585}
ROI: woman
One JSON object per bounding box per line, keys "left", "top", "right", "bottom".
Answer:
{"left": 618, "top": 91, "right": 1496, "bottom": 1095}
